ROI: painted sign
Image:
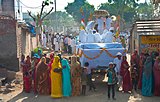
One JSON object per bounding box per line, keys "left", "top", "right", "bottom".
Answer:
{"left": 141, "top": 35, "right": 160, "bottom": 44}
{"left": 140, "top": 35, "right": 160, "bottom": 53}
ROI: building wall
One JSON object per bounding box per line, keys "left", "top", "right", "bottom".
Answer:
{"left": 21, "top": 29, "right": 37, "bottom": 57}
{"left": 0, "top": 16, "right": 19, "bottom": 71}
{"left": 1, "top": 0, "right": 15, "bottom": 18}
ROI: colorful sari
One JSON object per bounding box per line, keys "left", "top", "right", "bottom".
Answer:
{"left": 25, "top": 56, "right": 31, "bottom": 73}
{"left": 70, "top": 56, "right": 82, "bottom": 96}
{"left": 48, "top": 53, "right": 54, "bottom": 94}
{"left": 23, "top": 56, "right": 32, "bottom": 93}
{"left": 62, "top": 59, "right": 72, "bottom": 97}
{"left": 33, "top": 57, "right": 40, "bottom": 94}
{"left": 120, "top": 56, "right": 132, "bottom": 92}
{"left": 35, "top": 57, "right": 50, "bottom": 95}
{"left": 138, "top": 53, "right": 145, "bottom": 89}
{"left": 153, "top": 57, "right": 160, "bottom": 96}
{"left": 142, "top": 56, "right": 153, "bottom": 96}
{"left": 51, "top": 56, "right": 62, "bottom": 98}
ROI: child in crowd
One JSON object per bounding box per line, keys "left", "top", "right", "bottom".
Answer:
{"left": 107, "top": 62, "right": 117, "bottom": 100}
{"left": 131, "top": 64, "right": 138, "bottom": 92}
{"left": 23, "top": 72, "right": 31, "bottom": 93}
{"left": 85, "top": 62, "right": 96, "bottom": 91}
{"left": 81, "top": 67, "right": 88, "bottom": 95}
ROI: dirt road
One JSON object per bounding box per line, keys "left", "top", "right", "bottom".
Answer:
{"left": 1, "top": 76, "right": 160, "bottom": 102}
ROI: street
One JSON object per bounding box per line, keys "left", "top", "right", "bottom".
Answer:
{"left": 1, "top": 72, "right": 160, "bottom": 102}
{"left": 2, "top": 82, "right": 160, "bottom": 102}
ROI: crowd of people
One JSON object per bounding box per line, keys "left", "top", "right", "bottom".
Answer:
{"left": 105, "top": 50, "right": 160, "bottom": 100}
{"left": 20, "top": 49, "right": 160, "bottom": 100}
{"left": 131, "top": 50, "right": 160, "bottom": 96}
{"left": 20, "top": 51, "right": 98, "bottom": 98}
{"left": 19, "top": 15, "right": 160, "bottom": 100}
{"left": 41, "top": 32, "right": 77, "bottom": 54}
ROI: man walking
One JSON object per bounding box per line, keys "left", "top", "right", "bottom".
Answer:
{"left": 113, "top": 52, "right": 122, "bottom": 91}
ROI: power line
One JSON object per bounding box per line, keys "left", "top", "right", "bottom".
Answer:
{"left": 17, "top": 0, "right": 42, "bottom": 9}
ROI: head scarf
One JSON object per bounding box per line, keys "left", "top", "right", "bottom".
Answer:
{"left": 34, "top": 54, "right": 40, "bottom": 59}
{"left": 57, "top": 54, "right": 63, "bottom": 62}
{"left": 71, "top": 56, "right": 77, "bottom": 65}
{"left": 26, "top": 56, "right": 30, "bottom": 62}
{"left": 50, "top": 53, "right": 54, "bottom": 59}
{"left": 41, "top": 57, "right": 46, "bottom": 64}
{"left": 144, "top": 56, "right": 152, "bottom": 78}
{"left": 61, "top": 59, "right": 70, "bottom": 69}
{"left": 52, "top": 56, "right": 62, "bottom": 68}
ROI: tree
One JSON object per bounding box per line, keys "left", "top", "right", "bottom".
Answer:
{"left": 136, "top": 3, "right": 154, "bottom": 20}
{"left": 65, "top": 0, "right": 95, "bottom": 23}
{"left": 44, "top": 11, "right": 77, "bottom": 32}
{"left": 98, "top": 2, "right": 137, "bottom": 24}
{"left": 27, "top": 0, "right": 53, "bottom": 27}
{"left": 27, "top": 0, "right": 53, "bottom": 47}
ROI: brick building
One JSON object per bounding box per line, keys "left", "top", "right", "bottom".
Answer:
{"left": 0, "top": 0, "right": 37, "bottom": 71}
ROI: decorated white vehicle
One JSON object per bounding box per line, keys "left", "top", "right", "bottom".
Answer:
{"left": 77, "top": 10, "right": 126, "bottom": 70}
{"left": 77, "top": 43, "right": 126, "bottom": 69}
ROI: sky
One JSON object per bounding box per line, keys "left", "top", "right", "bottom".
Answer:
{"left": 21, "top": 0, "right": 148, "bottom": 12}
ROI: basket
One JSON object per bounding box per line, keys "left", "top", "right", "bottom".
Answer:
{"left": 93, "top": 10, "right": 109, "bottom": 17}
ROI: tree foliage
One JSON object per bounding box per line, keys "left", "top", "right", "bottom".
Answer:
{"left": 136, "top": 3, "right": 154, "bottom": 20}
{"left": 44, "top": 11, "right": 76, "bottom": 32}
{"left": 98, "top": 2, "right": 136, "bottom": 23}
{"left": 65, "top": 0, "right": 95, "bottom": 23}
{"left": 99, "top": 0, "right": 154, "bottom": 23}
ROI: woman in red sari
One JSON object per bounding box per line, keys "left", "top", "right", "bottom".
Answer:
{"left": 153, "top": 56, "right": 160, "bottom": 96}
{"left": 23, "top": 56, "right": 32, "bottom": 93}
{"left": 25, "top": 56, "right": 31, "bottom": 73}
{"left": 120, "top": 56, "right": 132, "bottom": 92}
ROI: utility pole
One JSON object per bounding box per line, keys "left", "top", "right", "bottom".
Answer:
{"left": 54, "top": 0, "right": 57, "bottom": 33}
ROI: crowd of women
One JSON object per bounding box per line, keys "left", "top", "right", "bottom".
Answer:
{"left": 21, "top": 52, "right": 84, "bottom": 98}
{"left": 131, "top": 51, "right": 160, "bottom": 96}
{"left": 120, "top": 50, "right": 160, "bottom": 97}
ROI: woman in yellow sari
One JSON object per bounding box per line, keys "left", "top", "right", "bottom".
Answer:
{"left": 51, "top": 56, "right": 62, "bottom": 98}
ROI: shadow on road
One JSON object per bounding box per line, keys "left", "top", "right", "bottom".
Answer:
{"left": 8, "top": 74, "right": 160, "bottom": 102}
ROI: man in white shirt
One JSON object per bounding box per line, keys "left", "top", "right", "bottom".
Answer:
{"left": 48, "top": 34, "right": 52, "bottom": 49}
{"left": 79, "top": 30, "right": 87, "bottom": 43}
{"left": 42, "top": 33, "right": 47, "bottom": 48}
{"left": 64, "top": 36, "right": 69, "bottom": 53}
{"left": 86, "top": 29, "right": 96, "bottom": 43}
{"left": 71, "top": 37, "right": 76, "bottom": 54}
{"left": 113, "top": 52, "right": 122, "bottom": 91}
{"left": 106, "top": 16, "right": 112, "bottom": 30}
{"left": 93, "top": 30, "right": 102, "bottom": 43}
{"left": 54, "top": 33, "right": 60, "bottom": 52}
{"left": 68, "top": 36, "right": 72, "bottom": 54}
{"left": 103, "top": 27, "right": 114, "bottom": 43}
{"left": 97, "top": 17, "right": 104, "bottom": 34}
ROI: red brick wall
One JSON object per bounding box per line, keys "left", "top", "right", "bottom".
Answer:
{"left": 0, "top": 16, "right": 19, "bottom": 71}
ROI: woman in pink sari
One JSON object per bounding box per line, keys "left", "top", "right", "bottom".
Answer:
{"left": 120, "top": 56, "right": 132, "bottom": 92}
{"left": 48, "top": 53, "right": 54, "bottom": 94}
{"left": 153, "top": 56, "right": 160, "bottom": 96}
